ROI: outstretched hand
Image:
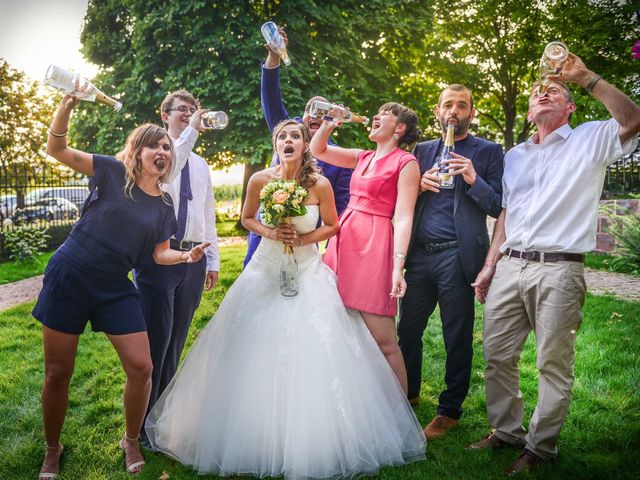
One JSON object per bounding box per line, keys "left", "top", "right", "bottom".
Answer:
{"left": 547, "top": 53, "right": 594, "bottom": 88}
{"left": 60, "top": 94, "right": 81, "bottom": 111}
{"left": 189, "top": 108, "right": 210, "bottom": 133}
{"left": 471, "top": 265, "right": 496, "bottom": 304}
{"left": 185, "top": 242, "right": 211, "bottom": 263}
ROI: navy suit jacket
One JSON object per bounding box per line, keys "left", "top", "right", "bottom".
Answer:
{"left": 410, "top": 134, "right": 504, "bottom": 284}
{"left": 245, "top": 64, "right": 353, "bottom": 265}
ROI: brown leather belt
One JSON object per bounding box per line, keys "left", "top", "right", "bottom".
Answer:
{"left": 506, "top": 248, "right": 584, "bottom": 263}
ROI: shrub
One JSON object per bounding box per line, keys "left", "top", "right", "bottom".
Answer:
{"left": 604, "top": 206, "right": 640, "bottom": 275}
{"left": 45, "top": 223, "right": 74, "bottom": 250}
{"left": 3, "top": 226, "right": 50, "bottom": 262}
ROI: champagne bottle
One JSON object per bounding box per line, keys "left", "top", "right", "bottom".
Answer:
{"left": 261, "top": 21, "right": 291, "bottom": 66}
{"left": 537, "top": 41, "right": 569, "bottom": 94}
{"left": 438, "top": 122, "right": 455, "bottom": 189}
{"left": 43, "top": 65, "right": 122, "bottom": 111}
{"left": 280, "top": 245, "right": 299, "bottom": 297}
{"left": 308, "top": 100, "right": 370, "bottom": 125}
{"left": 200, "top": 111, "right": 229, "bottom": 130}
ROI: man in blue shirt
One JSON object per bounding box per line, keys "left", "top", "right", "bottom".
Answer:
{"left": 398, "top": 84, "right": 503, "bottom": 440}
{"left": 244, "top": 27, "right": 352, "bottom": 266}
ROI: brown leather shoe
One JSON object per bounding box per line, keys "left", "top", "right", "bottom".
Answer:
{"left": 467, "top": 432, "right": 516, "bottom": 450}
{"left": 504, "top": 450, "right": 543, "bottom": 476}
{"left": 423, "top": 415, "right": 459, "bottom": 440}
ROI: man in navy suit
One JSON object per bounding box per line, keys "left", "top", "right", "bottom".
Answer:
{"left": 244, "top": 27, "right": 352, "bottom": 266}
{"left": 398, "top": 84, "right": 503, "bottom": 440}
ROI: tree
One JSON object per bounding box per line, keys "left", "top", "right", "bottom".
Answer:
{"left": 399, "top": 0, "right": 640, "bottom": 150}
{"left": 0, "top": 59, "right": 78, "bottom": 203}
{"left": 75, "top": 0, "right": 436, "bottom": 190}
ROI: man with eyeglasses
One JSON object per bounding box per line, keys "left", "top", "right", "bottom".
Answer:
{"left": 134, "top": 90, "right": 220, "bottom": 446}
{"left": 243, "top": 26, "right": 353, "bottom": 266}
{"left": 469, "top": 54, "right": 640, "bottom": 475}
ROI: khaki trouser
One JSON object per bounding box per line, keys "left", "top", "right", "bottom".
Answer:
{"left": 483, "top": 255, "right": 586, "bottom": 460}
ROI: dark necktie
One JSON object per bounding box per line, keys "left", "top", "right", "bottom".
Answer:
{"left": 176, "top": 159, "right": 192, "bottom": 241}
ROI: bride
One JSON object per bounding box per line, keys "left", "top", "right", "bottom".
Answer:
{"left": 146, "top": 119, "right": 426, "bottom": 479}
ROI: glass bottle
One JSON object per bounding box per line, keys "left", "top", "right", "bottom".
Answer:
{"left": 280, "top": 245, "right": 299, "bottom": 297}
{"left": 308, "top": 100, "right": 370, "bottom": 125}
{"left": 261, "top": 21, "right": 291, "bottom": 66}
{"left": 537, "top": 41, "right": 569, "bottom": 94}
{"left": 200, "top": 111, "right": 229, "bottom": 130}
{"left": 437, "top": 121, "right": 455, "bottom": 189}
{"left": 43, "top": 65, "right": 122, "bottom": 111}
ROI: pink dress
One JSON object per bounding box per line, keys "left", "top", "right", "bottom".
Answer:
{"left": 325, "top": 148, "right": 416, "bottom": 317}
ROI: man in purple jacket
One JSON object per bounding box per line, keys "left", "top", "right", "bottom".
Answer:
{"left": 243, "top": 27, "right": 353, "bottom": 266}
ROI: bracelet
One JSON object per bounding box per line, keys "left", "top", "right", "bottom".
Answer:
{"left": 584, "top": 74, "right": 602, "bottom": 94}
{"left": 393, "top": 253, "right": 407, "bottom": 261}
{"left": 48, "top": 128, "right": 68, "bottom": 138}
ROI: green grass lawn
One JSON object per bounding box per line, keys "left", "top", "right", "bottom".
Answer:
{"left": 1, "top": 244, "right": 639, "bottom": 479}
{"left": 585, "top": 252, "right": 639, "bottom": 276}
{"left": 0, "top": 220, "right": 246, "bottom": 285}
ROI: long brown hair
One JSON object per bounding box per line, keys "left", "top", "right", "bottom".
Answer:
{"left": 116, "top": 124, "right": 174, "bottom": 198}
{"left": 272, "top": 119, "right": 320, "bottom": 189}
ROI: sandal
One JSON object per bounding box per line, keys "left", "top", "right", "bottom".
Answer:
{"left": 119, "top": 434, "right": 145, "bottom": 474}
{"left": 38, "top": 444, "right": 64, "bottom": 480}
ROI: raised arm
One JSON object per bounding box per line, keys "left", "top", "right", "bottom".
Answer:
{"left": 310, "top": 121, "right": 362, "bottom": 170}
{"left": 46, "top": 95, "right": 94, "bottom": 176}
{"left": 551, "top": 53, "right": 640, "bottom": 145}
{"left": 165, "top": 110, "right": 206, "bottom": 183}
{"left": 262, "top": 27, "right": 290, "bottom": 132}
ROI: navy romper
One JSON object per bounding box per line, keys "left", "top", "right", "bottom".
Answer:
{"left": 33, "top": 155, "right": 177, "bottom": 335}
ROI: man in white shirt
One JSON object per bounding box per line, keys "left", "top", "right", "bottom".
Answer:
{"left": 135, "top": 90, "right": 220, "bottom": 444}
{"left": 469, "top": 54, "right": 640, "bottom": 475}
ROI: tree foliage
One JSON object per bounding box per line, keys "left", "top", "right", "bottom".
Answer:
{"left": 400, "top": 0, "right": 640, "bottom": 150}
{"left": 75, "top": 0, "right": 436, "bottom": 170}
{"left": 0, "top": 60, "right": 79, "bottom": 194}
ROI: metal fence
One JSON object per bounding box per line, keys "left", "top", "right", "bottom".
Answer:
{"left": 0, "top": 160, "right": 89, "bottom": 261}
{"left": 1, "top": 148, "right": 639, "bottom": 261}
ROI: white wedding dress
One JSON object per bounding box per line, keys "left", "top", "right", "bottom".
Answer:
{"left": 145, "top": 206, "right": 426, "bottom": 479}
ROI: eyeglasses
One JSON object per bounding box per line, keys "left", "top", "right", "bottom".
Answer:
{"left": 168, "top": 105, "right": 197, "bottom": 114}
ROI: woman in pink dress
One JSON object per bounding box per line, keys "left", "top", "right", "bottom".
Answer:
{"left": 310, "top": 102, "right": 421, "bottom": 393}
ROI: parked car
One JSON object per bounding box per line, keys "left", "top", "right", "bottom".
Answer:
{"left": 24, "top": 186, "right": 90, "bottom": 212}
{"left": 0, "top": 194, "right": 17, "bottom": 223}
{"left": 12, "top": 197, "right": 79, "bottom": 224}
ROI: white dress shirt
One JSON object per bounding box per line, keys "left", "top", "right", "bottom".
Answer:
{"left": 165, "top": 127, "right": 220, "bottom": 271}
{"left": 501, "top": 119, "right": 638, "bottom": 254}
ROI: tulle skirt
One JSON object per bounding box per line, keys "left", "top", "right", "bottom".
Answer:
{"left": 146, "top": 240, "right": 426, "bottom": 479}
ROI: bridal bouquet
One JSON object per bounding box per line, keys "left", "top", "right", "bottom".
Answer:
{"left": 259, "top": 179, "right": 309, "bottom": 297}
{"left": 259, "top": 179, "right": 308, "bottom": 226}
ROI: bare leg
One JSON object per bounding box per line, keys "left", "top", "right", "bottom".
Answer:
{"left": 108, "top": 332, "right": 152, "bottom": 473}
{"left": 40, "top": 326, "right": 80, "bottom": 478}
{"left": 361, "top": 311, "right": 408, "bottom": 395}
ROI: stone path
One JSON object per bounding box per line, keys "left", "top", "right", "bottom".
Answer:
{"left": 1, "top": 259, "right": 639, "bottom": 312}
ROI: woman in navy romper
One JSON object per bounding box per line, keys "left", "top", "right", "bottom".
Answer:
{"left": 35, "top": 94, "right": 209, "bottom": 479}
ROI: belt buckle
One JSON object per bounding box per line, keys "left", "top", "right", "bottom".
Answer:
{"left": 424, "top": 243, "right": 434, "bottom": 253}
{"left": 179, "top": 240, "right": 189, "bottom": 251}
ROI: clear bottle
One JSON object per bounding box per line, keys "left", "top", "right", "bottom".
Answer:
{"left": 537, "top": 41, "right": 569, "bottom": 94}
{"left": 308, "top": 100, "right": 370, "bottom": 125}
{"left": 261, "top": 21, "right": 291, "bottom": 66}
{"left": 200, "top": 111, "right": 229, "bottom": 130}
{"left": 437, "top": 121, "right": 455, "bottom": 189}
{"left": 43, "top": 65, "right": 122, "bottom": 111}
{"left": 280, "top": 245, "right": 299, "bottom": 297}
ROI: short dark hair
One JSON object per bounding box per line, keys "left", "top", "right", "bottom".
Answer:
{"left": 438, "top": 84, "right": 474, "bottom": 111}
{"left": 160, "top": 90, "right": 199, "bottom": 114}
{"left": 379, "top": 102, "right": 421, "bottom": 148}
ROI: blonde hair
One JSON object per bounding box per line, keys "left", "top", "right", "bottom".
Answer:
{"left": 116, "top": 123, "right": 173, "bottom": 199}
{"left": 272, "top": 120, "right": 320, "bottom": 189}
